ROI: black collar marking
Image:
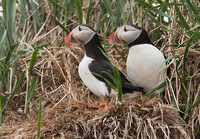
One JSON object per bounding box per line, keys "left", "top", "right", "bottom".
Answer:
{"left": 84, "top": 33, "right": 107, "bottom": 60}
{"left": 127, "top": 25, "right": 153, "bottom": 48}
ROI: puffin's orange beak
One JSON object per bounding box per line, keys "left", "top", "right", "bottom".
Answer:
{"left": 108, "top": 30, "right": 122, "bottom": 45}
{"left": 108, "top": 30, "right": 117, "bottom": 45}
{"left": 65, "top": 32, "right": 73, "bottom": 46}
{"left": 65, "top": 31, "right": 79, "bottom": 46}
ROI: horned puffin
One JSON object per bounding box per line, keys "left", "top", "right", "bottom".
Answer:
{"left": 65, "top": 24, "right": 144, "bottom": 108}
{"left": 108, "top": 24, "right": 167, "bottom": 97}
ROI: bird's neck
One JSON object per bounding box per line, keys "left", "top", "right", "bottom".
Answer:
{"left": 84, "top": 34, "right": 107, "bottom": 60}
{"left": 128, "top": 29, "right": 153, "bottom": 48}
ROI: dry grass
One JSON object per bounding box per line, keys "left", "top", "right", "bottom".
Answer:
{"left": 0, "top": 0, "right": 199, "bottom": 138}
{"left": 0, "top": 97, "right": 190, "bottom": 138}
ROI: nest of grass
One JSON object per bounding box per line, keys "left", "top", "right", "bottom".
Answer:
{"left": 1, "top": 96, "right": 190, "bottom": 138}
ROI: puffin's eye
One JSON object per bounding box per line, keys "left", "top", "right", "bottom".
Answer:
{"left": 78, "top": 26, "right": 82, "bottom": 31}
{"left": 124, "top": 27, "right": 127, "bottom": 32}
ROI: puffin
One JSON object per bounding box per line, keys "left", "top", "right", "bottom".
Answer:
{"left": 108, "top": 24, "right": 167, "bottom": 97}
{"left": 65, "top": 24, "right": 144, "bottom": 108}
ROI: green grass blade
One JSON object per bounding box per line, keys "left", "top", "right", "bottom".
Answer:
{"left": 125, "top": 12, "right": 132, "bottom": 24}
{"left": 135, "top": 0, "right": 174, "bottom": 24}
{"left": 0, "top": 82, "right": 2, "bottom": 125}
{"left": 98, "top": 0, "right": 107, "bottom": 15}
{"left": 0, "top": 18, "right": 2, "bottom": 36}
{"left": 55, "top": 19, "right": 70, "bottom": 33}
{"left": 184, "top": 96, "right": 190, "bottom": 120}
{"left": 20, "top": 0, "right": 26, "bottom": 24}
{"left": 86, "top": 0, "right": 92, "bottom": 24}
{"left": 143, "top": 81, "right": 167, "bottom": 97}
{"left": 2, "top": 0, "right": 16, "bottom": 46}
{"left": 103, "top": 71, "right": 118, "bottom": 87}
{"left": 75, "top": 0, "right": 82, "bottom": 24}
{"left": 25, "top": 48, "right": 39, "bottom": 114}
{"left": 50, "top": 0, "right": 57, "bottom": 26}
{"left": 92, "top": 72, "right": 116, "bottom": 89}
{"left": 103, "top": 23, "right": 106, "bottom": 46}
{"left": 117, "top": 0, "right": 125, "bottom": 23}
{"left": 172, "top": 97, "right": 186, "bottom": 125}
{"left": 23, "top": 42, "right": 34, "bottom": 51}
{"left": 81, "top": 82, "right": 85, "bottom": 90}
{"left": 147, "top": 12, "right": 161, "bottom": 26}
{"left": 180, "top": 80, "right": 189, "bottom": 98}
{"left": 37, "top": 91, "right": 42, "bottom": 139}
{"left": 103, "top": 0, "right": 113, "bottom": 16}
{"left": 116, "top": 1, "right": 124, "bottom": 26}
{"left": 185, "top": 95, "right": 200, "bottom": 113}
{"left": 30, "top": 0, "right": 38, "bottom": 35}
{"left": 34, "top": 42, "right": 51, "bottom": 50}
{"left": 5, "top": 43, "right": 18, "bottom": 65}
{"left": 66, "top": 0, "right": 75, "bottom": 23}
{"left": 27, "top": 76, "right": 37, "bottom": 102}
{"left": 13, "top": 72, "right": 25, "bottom": 94}
{"left": 0, "top": 30, "right": 7, "bottom": 58}
{"left": 174, "top": 0, "right": 190, "bottom": 30}
{"left": 183, "top": 1, "right": 194, "bottom": 25}
{"left": 112, "top": 45, "right": 126, "bottom": 62}
{"left": 114, "top": 68, "right": 122, "bottom": 101}
{"left": 99, "top": 48, "right": 123, "bottom": 102}
{"left": 29, "top": 49, "right": 39, "bottom": 76}
{"left": 150, "top": 26, "right": 160, "bottom": 43}
{"left": 163, "top": 55, "right": 180, "bottom": 63}
{"left": 25, "top": 76, "right": 36, "bottom": 114}
{"left": 183, "top": 36, "right": 193, "bottom": 83}
{"left": 190, "top": 14, "right": 200, "bottom": 20}
{"left": 50, "top": 0, "right": 68, "bottom": 12}
{"left": 187, "top": 30, "right": 200, "bottom": 39}
{"left": 96, "top": 15, "right": 108, "bottom": 32}
{"left": 174, "top": 58, "right": 188, "bottom": 98}
{"left": 185, "top": 0, "right": 200, "bottom": 18}
{"left": 38, "top": 0, "right": 45, "bottom": 25}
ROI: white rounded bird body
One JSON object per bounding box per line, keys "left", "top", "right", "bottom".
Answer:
{"left": 127, "top": 44, "right": 166, "bottom": 94}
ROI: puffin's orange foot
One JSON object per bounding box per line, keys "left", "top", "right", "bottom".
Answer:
{"left": 88, "top": 98, "right": 109, "bottom": 108}
{"left": 88, "top": 104, "right": 105, "bottom": 108}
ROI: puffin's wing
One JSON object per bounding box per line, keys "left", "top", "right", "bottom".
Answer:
{"left": 89, "top": 60, "right": 115, "bottom": 85}
{"left": 89, "top": 60, "right": 143, "bottom": 93}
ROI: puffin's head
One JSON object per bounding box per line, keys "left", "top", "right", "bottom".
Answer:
{"left": 65, "top": 24, "right": 96, "bottom": 46}
{"left": 108, "top": 24, "right": 144, "bottom": 45}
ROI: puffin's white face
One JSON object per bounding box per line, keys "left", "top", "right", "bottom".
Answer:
{"left": 108, "top": 25, "right": 142, "bottom": 45}
{"left": 65, "top": 25, "right": 96, "bottom": 46}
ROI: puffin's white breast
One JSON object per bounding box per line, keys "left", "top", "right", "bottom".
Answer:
{"left": 78, "top": 55, "right": 116, "bottom": 98}
{"left": 127, "top": 44, "right": 166, "bottom": 94}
